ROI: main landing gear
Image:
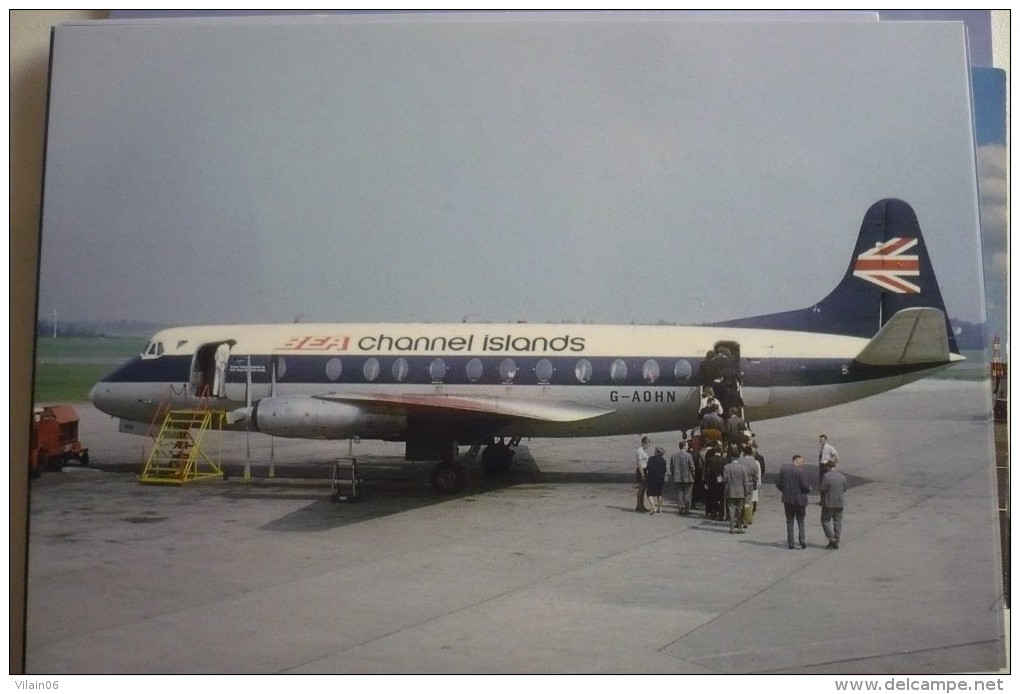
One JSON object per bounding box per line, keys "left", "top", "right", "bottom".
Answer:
{"left": 427, "top": 438, "right": 467, "bottom": 495}
{"left": 430, "top": 460, "right": 467, "bottom": 495}
{"left": 428, "top": 436, "right": 522, "bottom": 494}
{"left": 480, "top": 437, "right": 519, "bottom": 475}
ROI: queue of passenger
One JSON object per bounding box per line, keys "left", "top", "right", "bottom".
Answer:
{"left": 638, "top": 434, "right": 764, "bottom": 527}
{"left": 634, "top": 346, "right": 765, "bottom": 535}
{"left": 700, "top": 346, "right": 743, "bottom": 417}
{"left": 632, "top": 428, "right": 849, "bottom": 552}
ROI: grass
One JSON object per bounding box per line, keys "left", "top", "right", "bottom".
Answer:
{"left": 33, "top": 337, "right": 143, "bottom": 403}
{"left": 34, "top": 336, "right": 145, "bottom": 359}
{"left": 33, "top": 363, "right": 114, "bottom": 403}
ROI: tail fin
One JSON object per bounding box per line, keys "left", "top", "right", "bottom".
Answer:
{"left": 711, "top": 198, "right": 959, "bottom": 354}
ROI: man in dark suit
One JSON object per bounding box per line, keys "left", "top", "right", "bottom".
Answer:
{"left": 776, "top": 454, "right": 813, "bottom": 549}
{"left": 723, "top": 454, "right": 752, "bottom": 534}
{"left": 820, "top": 460, "right": 848, "bottom": 549}
{"left": 670, "top": 440, "right": 696, "bottom": 516}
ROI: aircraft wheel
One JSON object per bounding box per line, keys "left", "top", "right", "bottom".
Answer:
{"left": 79, "top": 451, "right": 90, "bottom": 466}
{"left": 431, "top": 461, "right": 466, "bottom": 494}
{"left": 481, "top": 443, "right": 514, "bottom": 475}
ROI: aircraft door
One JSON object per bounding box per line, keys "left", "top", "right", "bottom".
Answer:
{"left": 741, "top": 346, "right": 773, "bottom": 409}
{"left": 191, "top": 341, "right": 237, "bottom": 398}
{"left": 710, "top": 341, "right": 744, "bottom": 414}
{"left": 223, "top": 354, "right": 273, "bottom": 404}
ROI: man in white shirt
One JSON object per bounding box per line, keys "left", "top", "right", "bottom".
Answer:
{"left": 213, "top": 342, "right": 231, "bottom": 398}
{"left": 635, "top": 436, "right": 651, "bottom": 512}
{"left": 818, "top": 434, "right": 838, "bottom": 484}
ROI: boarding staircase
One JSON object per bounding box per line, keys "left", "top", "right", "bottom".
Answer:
{"left": 139, "top": 391, "right": 225, "bottom": 485}
{"left": 696, "top": 381, "right": 751, "bottom": 450}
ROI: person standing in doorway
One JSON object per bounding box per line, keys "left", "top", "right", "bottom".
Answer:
{"left": 213, "top": 342, "right": 231, "bottom": 398}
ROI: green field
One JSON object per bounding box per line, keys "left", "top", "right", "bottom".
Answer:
{"left": 33, "top": 337, "right": 144, "bottom": 403}
{"left": 33, "top": 364, "right": 114, "bottom": 403}
{"left": 34, "top": 336, "right": 146, "bottom": 359}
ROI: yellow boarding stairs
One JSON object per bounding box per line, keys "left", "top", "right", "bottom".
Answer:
{"left": 140, "top": 395, "right": 226, "bottom": 485}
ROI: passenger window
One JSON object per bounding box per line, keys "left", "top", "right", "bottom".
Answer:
{"left": 429, "top": 358, "right": 447, "bottom": 382}
{"left": 674, "top": 360, "right": 692, "bottom": 383}
{"left": 499, "top": 358, "right": 517, "bottom": 382}
{"left": 363, "top": 357, "right": 380, "bottom": 382}
{"left": 575, "top": 359, "right": 592, "bottom": 384}
{"left": 392, "top": 358, "right": 409, "bottom": 382}
{"left": 643, "top": 359, "right": 660, "bottom": 384}
{"left": 466, "top": 358, "right": 484, "bottom": 383}
{"left": 611, "top": 359, "right": 628, "bottom": 383}
{"left": 325, "top": 357, "right": 343, "bottom": 382}
{"left": 535, "top": 358, "right": 554, "bottom": 383}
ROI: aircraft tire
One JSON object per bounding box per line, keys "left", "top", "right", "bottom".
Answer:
{"left": 431, "top": 461, "right": 465, "bottom": 494}
{"left": 481, "top": 444, "right": 514, "bottom": 475}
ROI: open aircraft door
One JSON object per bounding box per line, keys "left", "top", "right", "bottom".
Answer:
{"left": 712, "top": 340, "right": 771, "bottom": 411}
{"left": 741, "top": 345, "right": 774, "bottom": 409}
{"left": 224, "top": 353, "right": 280, "bottom": 405}
{"left": 191, "top": 340, "right": 238, "bottom": 398}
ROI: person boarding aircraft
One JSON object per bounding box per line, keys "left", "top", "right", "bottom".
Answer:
{"left": 89, "top": 199, "right": 962, "bottom": 493}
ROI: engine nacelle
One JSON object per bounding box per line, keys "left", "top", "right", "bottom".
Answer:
{"left": 250, "top": 396, "right": 405, "bottom": 439}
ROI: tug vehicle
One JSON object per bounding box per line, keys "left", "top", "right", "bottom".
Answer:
{"left": 30, "top": 404, "right": 89, "bottom": 477}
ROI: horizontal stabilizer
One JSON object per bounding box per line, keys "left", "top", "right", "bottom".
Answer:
{"left": 315, "top": 391, "right": 615, "bottom": 423}
{"left": 854, "top": 308, "right": 953, "bottom": 366}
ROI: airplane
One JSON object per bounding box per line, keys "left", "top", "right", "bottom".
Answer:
{"left": 89, "top": 198, "right": 963, "bottom": 493}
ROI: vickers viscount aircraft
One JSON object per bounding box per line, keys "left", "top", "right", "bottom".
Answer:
{"left": 90, "top": 199, "right": 962, "bottom": 492}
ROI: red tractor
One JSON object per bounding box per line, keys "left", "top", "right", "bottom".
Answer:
{"left": 30, "top": 405, "right": 89, "bottom": 478}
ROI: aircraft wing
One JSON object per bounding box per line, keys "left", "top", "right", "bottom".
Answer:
{"left": 313, "top": 391, "right": 615, "bottom": 423}
{"left": 854, "top": 307, "right": 955, "bottom": 366}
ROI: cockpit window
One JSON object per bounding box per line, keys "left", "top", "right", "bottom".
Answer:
{"left": 141, "top": 341, "right": 164, "bottom": 359}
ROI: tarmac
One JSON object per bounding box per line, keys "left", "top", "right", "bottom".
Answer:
{"left": 23, "top": 378, "right": 1007, "bottom": 674}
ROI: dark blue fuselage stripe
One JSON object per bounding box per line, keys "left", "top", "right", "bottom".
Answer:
{"left": 100, "top": 354, "right": 942, "bottom": 389}
{"left": 100, "top": 356, "right": 192, "bottom": 383}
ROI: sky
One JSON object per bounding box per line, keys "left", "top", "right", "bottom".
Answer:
{"left": 38, "top": 15, "right": 991, "bottom": 335}
{"left": 971, "top": 68, "right": 1008, "bottom": 345}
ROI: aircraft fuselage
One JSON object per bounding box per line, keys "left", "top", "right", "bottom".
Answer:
{"left": 89, "top": 322, "right": 951, "bottom": 439}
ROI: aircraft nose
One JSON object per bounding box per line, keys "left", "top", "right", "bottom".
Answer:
{"left": 88, "top": 382, "right": 111, "bottom": 414}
